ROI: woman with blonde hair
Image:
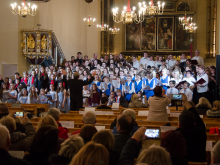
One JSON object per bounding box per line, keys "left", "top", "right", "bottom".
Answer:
{"left": 196, "top": 97, "right": 212, "bottom": 115}
{"left": 207, "top": 100, "right": 220, "bottom": 118}
{"left": 128, "top": 93, "right": 148, "bottom": 108}
{"left": 37, "top": 115, "right": 58, "bottom": 131}
{"left": 70, "top": 141, "right": 109, "bottom": 165}
{"left": 170, "top": 69, "right": 181, "bottom": 84}
{"left": 137, "top": 146, "right": 171, "bottom": 165}
{"left": 49, "top": 135, "right": 84, "bottom": 165}
{"left": 92, "top": 130, "right": 119, "bottom": 165}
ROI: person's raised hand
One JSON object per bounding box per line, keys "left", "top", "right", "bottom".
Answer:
{"left": 92, "top": 71, "right": 96, "bottom": 77}
{"left": 21, "top": 112, "right": 29, "bottom": 124}
{"left": 162, "top": 89, "right": 166, "bottom": 96}
{"left": 180, "top": 93, "right": 187, "bottom": 104}
{"left": 131, "top": 127, "right": 147, "bottom": 142}
{"left": 8, "top": 111, "right": 16, "bottom": 118}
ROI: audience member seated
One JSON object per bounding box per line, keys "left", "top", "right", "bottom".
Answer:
{"left": 79, "top": 124, "right": 97, "bottom": 144}
{"left": 207, "top": 100, "right": 220, "bottom": 118}
{"left": 111, "top": 109, "right": 139, "bottom": 135}
{"left": 0, "top": 103, "right": 25, "bottom": 133}
{"left": 47, "top": 108, "right": 69, "bottom": 139}
{"left": 113, "top": 113, "right": 137, "bottom": 156}
{"left": 0, "top": 125, "right": 31, "bottom": 165}
{"left": 211, "top": 141, "right": 220, "bottom": 165}
{"left": 24, "top": 126, "right": 59, "bottom": 165}
{"left": 49, "top": 135, "right": 84, "bottom": 165}
{"left": 196, "top": 97, "right": 212, "bottom": 115}
{"left": 161, "top": 130, "right": 188, "bottom": 165}
{"left": 0, "top": 113, "right": 36, "bottom": 151}
{"left": 71, "top": 111, "right": 96, "bottom": 135}
{"left": 176, "top": 94, "right": 207, "bottom": 162}
{"left": 96, "top": 97, "right": 112, "bottom": 109}
{"left": 37, "top": 115, "right": 58, "bottom": 130}
{"left": 119, "top": 127, "right": 171, "bottom": 165}
{"left": 115, "top": 89, "right": 126, "bottom": 105}
{"left": 92, "top": 130, "right": 120, "bottom": 165}
{"left": 70, "top": 141, "right": 109, "bottom": 165}
{"left": 147, "top": 86, "right": 171, "bottom": 121}
{"left": 128, "top": 94, "right": 148, "bottom": 108}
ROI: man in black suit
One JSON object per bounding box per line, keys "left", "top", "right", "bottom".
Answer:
{"left": 67, "top": 71, "right": 95, "bottom": 111}
{"left": 186, "top": 59, "right": 196, "bottom": 72}
{"left": 96, "top": 97, "right": 112, "bottom": 109}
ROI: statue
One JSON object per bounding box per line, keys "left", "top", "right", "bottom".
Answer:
{"left": 41, "top": 35, "right": 47, "bottom": 50}
{"left": 27, "top": 34, "right": 35, "bottom": 49}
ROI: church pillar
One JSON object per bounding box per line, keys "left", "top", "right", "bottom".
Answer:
{"left": 216, "top": 0, "right": 220, "bottom": 85}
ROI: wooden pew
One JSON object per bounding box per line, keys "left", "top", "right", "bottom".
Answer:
{"left": 9, "top": 106, "right": 37, "bottom": 116}
{"left": 6, "top": 103, "right": 49, "bottom": 112}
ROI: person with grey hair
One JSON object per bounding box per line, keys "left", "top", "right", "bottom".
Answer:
{"left": 66, "top": 71, "right": 96, "bottom": 111}
{"left": 71, "top": 111, "right": 96, "bottom": 135}
{"left": 0, "top": 112, "right": 36, "bottom": 151}
{"left": 47, "top": 108, "right": 69, "bottom": 139}
{"left": 0, "top": 125, "right": 31, "bottom": 165}
{"left": 211, "top": 141, "right": 220, "bottom": 165}
{"left": 192, "top": 50, "right": 204, "bottom": 66}
{"left": 111, "top": 109, "right": 139, "bottom": 135}
{"left": 49, "top": 135, "right": 84, "bottom": 165}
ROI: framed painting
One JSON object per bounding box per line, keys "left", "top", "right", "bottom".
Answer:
{"left": 175, "top": 17, "right": 192, "bottom": 50}
{"left": 157, "top": 17, "right": 174, "bottom": 51}
{"left": 125, "top": 22, "right": 141, "bottom": 51}
{"left": 141, "top": 17, "right": 156, "bottom": 51}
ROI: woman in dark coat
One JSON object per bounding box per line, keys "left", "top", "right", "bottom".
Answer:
{"left": 35, "top": 66, "right": 49, "bottom": 93}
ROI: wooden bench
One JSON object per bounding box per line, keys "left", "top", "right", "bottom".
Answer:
{"left": 6, "top": 103, "right": 49, "bottom": 112}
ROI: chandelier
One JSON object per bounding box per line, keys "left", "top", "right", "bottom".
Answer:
{"left": 11, "top": 0, "right": 37, "bottom": 18}
{"left": 145, "top": 0, "right": 165, "bottom": 16}
{"left": 83, "top": 15, "right": 96, "bottom": 27}
{"left": 109, "top": 27, "right": 120, "bottom": 35}
{"left": 97, "top": 22, "right": 109, "bottom": 31}
{"left": 112, "top": 0, "right": 165, "bottom": 24}
{"left": 185, "top": 23, "right": 197, "bottom": 33}
{"left": 112, "top": 0, "right": 136, "bottom": 24}
{"left": 179, "top": 15, "right": 192, "bottom": 26}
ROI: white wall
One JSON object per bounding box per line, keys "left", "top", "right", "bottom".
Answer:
{"left": 38, "top": 0, "right": 99, "bottom": 60}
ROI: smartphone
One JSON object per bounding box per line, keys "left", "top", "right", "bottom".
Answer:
{"left": 14, "top": 112, "right": 24, "bottom": 117}
{"left": 172, "top": 94, "right": 182, "bottom": 100}
{"left": 145, "top": 129, "right": 160, "bottom": 139}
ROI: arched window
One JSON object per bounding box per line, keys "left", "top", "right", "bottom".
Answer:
{"left": 177, "top": 2, "right": 190, "bottom": 11}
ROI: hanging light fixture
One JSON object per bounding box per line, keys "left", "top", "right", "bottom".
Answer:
{"left": 112, "top": 0, "right": 165, "bottom": 24}
{"left": 83, "top": 15, "right": 96, "bottom": 27}
{"left": 97, "top": 22, "right": 109, "bottom": 31}
{"left": 11, "top": 0, "right": 37, "bottom": 18}
{"left": 178, "top": 2, "right": 192, "bottom": 28}
{"left": 83, "top": 4, "right": 96, "bottom": 27}
{"left": 145, "top": 0, "right": 165, "bottom": 16}
{"left": 109, "top": 27, "right": 120, "bottom": 35}
{"left": 112, "top": 0, "right": 136, "bottom": 24}
{"left": 185, "top": 23, "right": 197, "bottom": 33}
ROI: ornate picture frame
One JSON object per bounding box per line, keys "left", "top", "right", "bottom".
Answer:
{"left": 157, "top": 17, "right": 174, "bottom": 51}
{"left": 125, "top": 22, "right": 141, "bottom": 51}
{"left": 141, "top": 17, "right": 156, "bottom": 51}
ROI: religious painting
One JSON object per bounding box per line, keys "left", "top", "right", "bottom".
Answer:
{"left": 125, "top": 22, "right": 141, "bottom": 51}
{"left": 141, "top": 17, "right": 156, "bottom": 51}
{"left": 175, "top": 17, "right": 192, "bottom": 51}
{"left": 157, "top": 17, "right": 174, "bottom": 51}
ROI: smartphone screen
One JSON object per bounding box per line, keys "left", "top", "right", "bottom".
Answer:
{"left": 145, "top": 129, "right": 160, "bottom": 138}
{"left": 14, "top": 112, "right": 23, "bottom": 117}
{"left": 172, "top": 94, "right": 182, "bottom": 100}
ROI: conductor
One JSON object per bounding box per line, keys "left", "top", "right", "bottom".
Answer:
{"left": 67, "top": 71, "right": 95, "bottom": 111}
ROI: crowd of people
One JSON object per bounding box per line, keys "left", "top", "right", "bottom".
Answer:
{"left": 0, "top": 94, "right": 220, "bottom": 165}
{"left": 0, "top": 50, "right": 218, "bottom": 113}
{"left": 0, "top": 51, "right": 220, "bottom": 165}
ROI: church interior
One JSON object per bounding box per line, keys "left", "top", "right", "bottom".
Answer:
{"left": 0, "top": 0, "right": 219, "bottom": 75}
